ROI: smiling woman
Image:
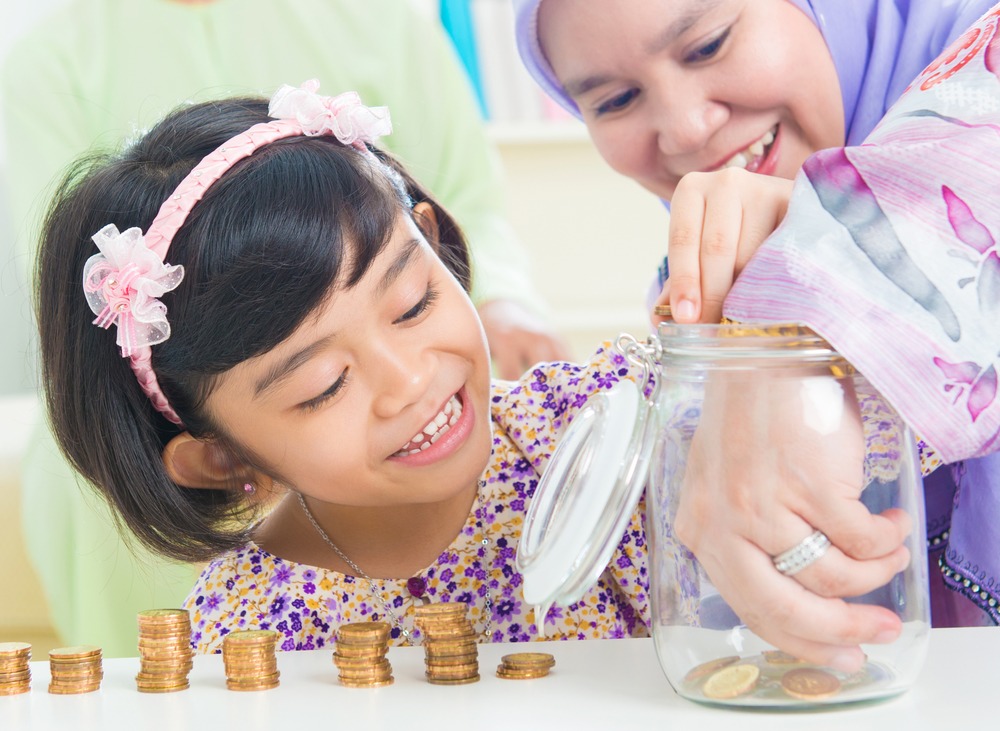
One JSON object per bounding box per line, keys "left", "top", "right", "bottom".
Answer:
{"left": 530, "top": 0, "right": 843, "bottom": 199}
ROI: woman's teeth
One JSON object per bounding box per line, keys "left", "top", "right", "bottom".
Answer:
{"left": 722, "top": 127, "right": 776, "bottom": 170}
{"left": 394, "top": 394, "right": 463, "bottom": 456}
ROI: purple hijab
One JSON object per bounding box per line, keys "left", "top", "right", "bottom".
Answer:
{"left": 513, "top": 0, "right": 994, "bottom": 143}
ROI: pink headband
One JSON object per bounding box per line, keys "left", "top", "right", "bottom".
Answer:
{"left": 82, "top": 80, "right": 392, "bottom": 425}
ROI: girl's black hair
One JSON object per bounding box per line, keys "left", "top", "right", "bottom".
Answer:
{"left": 36, "top": 97, "right": 471, "bottom": 563}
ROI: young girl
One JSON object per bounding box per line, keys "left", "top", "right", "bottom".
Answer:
{"left": 35, "top": 82, "right": 651, "bottom": 653}
{"left": 514, "top": 0, "right": 1000, "bottom": 651}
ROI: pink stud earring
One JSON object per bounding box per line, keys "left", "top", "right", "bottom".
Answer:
{"left": 243, "top": 483, "right": 255, "bottom": 494}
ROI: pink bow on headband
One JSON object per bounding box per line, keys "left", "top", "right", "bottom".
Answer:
{"left": 269, "top": 80, "right": 392, "bottom": 149}
{"left": 83, "top": 224, "right": 185, "bottom": 357}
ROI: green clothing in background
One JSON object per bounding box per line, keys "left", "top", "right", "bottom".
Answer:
{"left": 2, "top": 0, "right": 540, "bottom": 657}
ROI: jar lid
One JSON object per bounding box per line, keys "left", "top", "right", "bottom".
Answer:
{"left": 516, "top": 371, "right": 657, "bottom": 633}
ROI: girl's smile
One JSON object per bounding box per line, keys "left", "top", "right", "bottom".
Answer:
{"left": 536, "top": 0, "right": 845, "bottom": 199}
{"left": 390, "top": 386, "right": 474, "bottom": 466}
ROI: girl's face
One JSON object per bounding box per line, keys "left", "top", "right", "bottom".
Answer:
{"left": 207, "top": 210, "right": 493, "bottom": 509}
{"left": 537, "top": 0, "right": 845, "bottom": 199}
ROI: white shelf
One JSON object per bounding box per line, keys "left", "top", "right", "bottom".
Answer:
{"left": 486, "top": 121, "right": 590, "bottom": 145}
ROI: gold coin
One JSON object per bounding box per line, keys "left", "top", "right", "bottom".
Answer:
{"left": 701, "top": 664, "right": 760, "bottom": 700}
{"left": 501, "top": 652, "right": 555, "bottom": 669}
{"left": 0, "top": 643, "right": 31, "bottom": 656}
{"left": 48, "top": 683, "right": 101, "bottom": 695}
{"left": 0, "top": 686, "right": 31, "bottom": 696}
{"left": 137, "top": 682, "right": 190, "bottom": 694}
{"left": 138, "top": 608, "right": 189, "bottom": 620}
{"left": 426, "top": 674, "right": 480, "bottom": 685}
{"left": 682, "top": 655, "right": 740, "bottom": 683}
{"left": 49, "top": 646, "right": 101, "bottom": 660}
{"left": 223, "top": 630, "right": 279, "bottom": 644}
{"left": 339, "top": 676, "right": 395, "bottom": 688}
{"left": 496, "top": 668, "right": 550, "bottom": 680}
{"left": 780, "top": 667, "right": 842, "bottom": 701}
{"left": 653, "top": 304, "right": 672, "bottom": 317}
{"left": 763, "top": 650, "right": 803, "bottom": 665}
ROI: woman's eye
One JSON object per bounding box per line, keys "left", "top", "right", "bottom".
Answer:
{"left": 596, "top": 89, "right": 639, "bottom": 116}
{"left": 301, "top": 368, "right": 349, "bottom": 412}
{"left": 396, "top": 286, "right": 439, "bottom": 324}
{"left": 684, "top": 28, "right": 730, "bottom": 63}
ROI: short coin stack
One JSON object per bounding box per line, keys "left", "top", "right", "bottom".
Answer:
{"left": 48, "top": 645, "right": 103, "bottom": 694}
{"left": 135, "top": 608, "right": 194, "bottom": 693}
{"left": 0, "top": 642, "right": 32, "bottom": 695}
{"left": 333, "top": 622, "right": 394, "bottom": 688}
{"left": 496, "top": 652, "right": 555, "bottom": 680}
{"left": 414, "top": 603, "right": 480, "bottom": 685}
{"left": 222, "top": 630, "right": 280, "bottom": 692}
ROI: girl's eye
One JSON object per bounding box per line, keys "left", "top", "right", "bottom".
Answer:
{"left": 301, "top": 368, "right": 349, "bottom": 412}
{"left": 596, "top": 88, "right": 639, "bottom": 116}
{"left": 684, "top": 28, "right": 730, "bottom": 63}
{"left": 395, "top": 285, "right": 439, "bottom": 324}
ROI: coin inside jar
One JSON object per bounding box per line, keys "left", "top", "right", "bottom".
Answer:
{"left": 780, "top": 667, "right": 842, "bottom": 701}
{"left": 683, "top": 655, "right": 740, "bottom": 683}
{"left": 701, "top": 664, "right": 760, "bottom": 700}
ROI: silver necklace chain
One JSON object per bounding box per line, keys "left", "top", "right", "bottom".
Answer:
{"left": 296, "top": 491, "right": 494, "bottom": 645}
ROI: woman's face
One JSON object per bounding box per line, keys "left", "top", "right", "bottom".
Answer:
{"left": 537, "top": 0, "right": 845, "bottom": 200}
{"left": 206, "top": 210, "right": 493, "bottom": 510}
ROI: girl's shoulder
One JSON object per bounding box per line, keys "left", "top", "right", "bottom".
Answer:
{"left": 489, "top": 341, "right": 640, "bottom": 416}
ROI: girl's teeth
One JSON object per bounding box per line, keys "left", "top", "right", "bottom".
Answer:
{"left": 395, "top": 395, "right": 464, "bottom": 456}
{"left": 724, "top": 152, "right": 748, "bottom": 168}
{"left": 762, "top": 129, "right": 775, "bottom": 145}
{"left": 748, "top": 140, "right": 765, "bottom": 157}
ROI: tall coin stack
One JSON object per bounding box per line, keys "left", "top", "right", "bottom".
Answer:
{"left": 414, "top": 603, "right": 480, "bottom": 685}
{"left": 222, "top": 630, "right": 280, "bottom": 692}
{"left": 135, "top": 608, "right": 194, "bottom": 693}
{"left": 48, "top": 646, "right": 103, "bottom": 694}
{"left": 0, "top": 642, "right": 31, "bottom": 695}
{"left": 333, "top": 622, "right": 394, "bottom": 688}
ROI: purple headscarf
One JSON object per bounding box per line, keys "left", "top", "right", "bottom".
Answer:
{"left": 513, "top": 0, "right": 995, "bottom": 143}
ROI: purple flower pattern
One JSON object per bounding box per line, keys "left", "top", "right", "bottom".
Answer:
{"left": 184, "top": 345, "right": 651, "bottom": 653}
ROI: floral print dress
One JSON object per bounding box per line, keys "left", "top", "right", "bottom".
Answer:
{"left": 185, "top": 345, "right": 651, "bottom": 653}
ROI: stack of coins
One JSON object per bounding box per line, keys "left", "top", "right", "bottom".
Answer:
{"left": 222, "top": 630, "right": 280, "bottom": 692}
{"left": 414, "top": 603, "right": 479, "bottom": 685}
{"left": 48, "top": 646, "right": 103, "bottom": 694}
{"left": 135, "top": 608, "right": 194, "bottom": 693}
{"left": 496, "top": 652, "right": 555, "bottom": 680}
{"left": 0, "top": 642, "right": 32, "bottom": 695}
{"left": 333, "top": 622, "right": 394, "bottom": 688}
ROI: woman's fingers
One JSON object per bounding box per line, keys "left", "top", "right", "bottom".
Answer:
{"left": 706, "top": 543, "right": 903, "bottom": 672}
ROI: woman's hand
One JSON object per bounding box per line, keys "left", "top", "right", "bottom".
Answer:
{"left": 673, "top": 372, "right": 912, "bottom": 671}
{"left": 655, "top": 169, "right": 793, "bottom": 324}
{"left": 478, "top": 299, "right": 573, "bottom": 379}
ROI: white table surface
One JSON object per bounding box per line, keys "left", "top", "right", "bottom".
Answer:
{"left": 1, "top": 628, "right": 992, "bottom": 730}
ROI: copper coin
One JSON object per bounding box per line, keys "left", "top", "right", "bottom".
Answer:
{"left": 763, "top": 650, "right": 803, "bottom": 665}
{"left": 780, "top": 667, "right": 842, "bottom": 701}
{"left": 683, "top": 655, "right": 740, "bottom": 683}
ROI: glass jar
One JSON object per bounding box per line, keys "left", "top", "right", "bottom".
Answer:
{"left": 517, "top": 322, "right": 930, "bottom": 708}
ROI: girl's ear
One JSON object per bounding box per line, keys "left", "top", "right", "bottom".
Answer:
{"left": 162, "top": 432, "right": 257, "bottom": 490}
{"left": 412, "top": 201, "right": 440, "bottom": 251}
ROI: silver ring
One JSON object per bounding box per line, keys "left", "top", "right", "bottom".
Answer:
{"left": 772, "top": 530, "right": 831, "bottom": 576}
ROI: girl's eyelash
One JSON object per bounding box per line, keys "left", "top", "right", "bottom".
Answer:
{"left": 684, "top": 27, "right": 731, "bottom": 63}
{"left": 301, "top": 368, "right": 349, "bottom": 412}
{"left": 395, "top": 285, "right": 439, "bottom": 324}
{"left": 299, "top": 286, "right": 437, "bottom": 412}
